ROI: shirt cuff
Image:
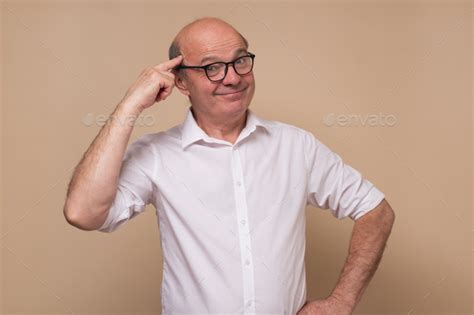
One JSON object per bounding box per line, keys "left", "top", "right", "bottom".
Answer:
{"left": 351, "top": 185, "right": 386, "bottom": 221}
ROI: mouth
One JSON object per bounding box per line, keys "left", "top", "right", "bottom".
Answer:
{"left": 217, "top": 88, "right": 247, "bottom": 96}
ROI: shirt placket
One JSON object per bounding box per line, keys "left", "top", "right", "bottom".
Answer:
{"left": 231, "top": 146, "right": 256, "bottom": 314}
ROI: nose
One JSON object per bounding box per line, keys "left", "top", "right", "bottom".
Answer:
{"left": 222, "top": 64, "right": 241, "bottom": 85}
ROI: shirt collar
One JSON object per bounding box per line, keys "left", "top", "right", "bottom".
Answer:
{"left": 180, "top": 106, "right": 270, "bottom": 149}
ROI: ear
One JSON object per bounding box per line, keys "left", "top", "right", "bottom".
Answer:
{"left": 174, "top": 72, "right": 190, "bottom": 96}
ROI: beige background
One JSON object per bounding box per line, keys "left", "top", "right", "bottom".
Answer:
{"left": 1, "top": 0, "right": 472, "bottom": 314}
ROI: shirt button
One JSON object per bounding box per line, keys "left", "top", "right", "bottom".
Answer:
{"left": 246, "top": 300, "right": 252, "bottom": 307}
{"left": 236, "top": 181, "right": 242, "bottom": 186}
{"left": 245, "top": 259, "right": 250, "bottom": 266}
{"left": 240, "top": 219, "right": 246, "bottom": 225}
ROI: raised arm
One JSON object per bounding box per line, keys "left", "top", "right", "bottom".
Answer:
{"left": 63, "top": 56, "right": 183, "bottom": 231}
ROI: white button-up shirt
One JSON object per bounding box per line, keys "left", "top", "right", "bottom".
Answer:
{"left": 98, "top": 107, "right": 385, "bottom": 315}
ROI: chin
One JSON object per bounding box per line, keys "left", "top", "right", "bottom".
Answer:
{"left": 225, "top": 99, "right": 249, "bottom": 110}
{"left": 213, "top": 89, "right": 253, "bottom": 115}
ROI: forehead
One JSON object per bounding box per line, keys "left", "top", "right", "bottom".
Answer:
{"left": 179, "top": 24, "right": 247, "bottom": 64}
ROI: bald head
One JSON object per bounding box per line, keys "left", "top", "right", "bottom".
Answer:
{"left": 169, "top": 17, "right": 256, "bottom": 124}
{"left": 168, "top": 17, "right": 248, "bottom": 60}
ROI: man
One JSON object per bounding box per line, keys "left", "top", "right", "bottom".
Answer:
{"left": 63, "top": 17, "right": 395, "bottom": 315}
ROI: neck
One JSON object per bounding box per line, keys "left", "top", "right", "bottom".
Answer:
{"left": 191, "top": 107, "right": 248, "bottom": 144}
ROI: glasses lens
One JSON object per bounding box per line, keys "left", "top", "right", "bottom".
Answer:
{"left": 205, "top": 55, "right": 254, "bottom": 81}
{"left": 206, "top": 63, "right": 226, "bottom": 81}
{"left": 234, "top": 56, "right": 253, "bottom": 75}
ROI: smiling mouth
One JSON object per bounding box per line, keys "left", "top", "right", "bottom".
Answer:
{"left": 218, "top": 88, "right": 246, "bottom": 96}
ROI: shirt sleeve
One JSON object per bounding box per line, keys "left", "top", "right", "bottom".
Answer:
{"left": 304, "top": 132, "right": 385, "bottom": 220}
{"left": 97, "top": 136, "right": 156, "bottom": 233}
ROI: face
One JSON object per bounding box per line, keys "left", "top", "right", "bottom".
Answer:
{"left": 175, "top": 23, "right": 255, "bottom": 121}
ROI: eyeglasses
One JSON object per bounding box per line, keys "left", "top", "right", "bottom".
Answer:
{"left": 176, "top": 52, "right": 255, "bottom": 82}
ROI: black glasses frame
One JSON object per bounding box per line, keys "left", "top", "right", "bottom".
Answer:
{"left": 176, "top": 52, "right": 256, "bottom": 82}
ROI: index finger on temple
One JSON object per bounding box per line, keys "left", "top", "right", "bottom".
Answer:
{"left": 156, "top": 55, "right": 183, "bottom": 72}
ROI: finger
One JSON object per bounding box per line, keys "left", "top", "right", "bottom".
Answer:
{"left": 161, "top": 83, "right": 174, "bottom": 97}
{"left": 158, "top": 70, "right": 175, "bottom": 82}
{"left": 158, "top": 75, "right": 174, "bottom": 91}
{"left": 155, "top": 76, "right": 174, "bottom": 101}
{"left": 155, "top": 55, "right": 183, "bottom": 72}
{"left": 156, "top": 86, "right": 173, "bottom": 102}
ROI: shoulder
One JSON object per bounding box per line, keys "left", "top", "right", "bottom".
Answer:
{"left": 125, "top": 123, "right": 182, "bottom": 159}
{"left": 261, "top": 116, "right": 319, "bottom": 145}
{"left": 261, "top": 116, "right": 337, "bottom": 162}
{"left": 130, "top": 124, "right": 181, "bottom": 147}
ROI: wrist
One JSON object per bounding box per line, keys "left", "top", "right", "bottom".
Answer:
{"left": 111, "top": 102, "right": 143, "bottom": 127}
{"left": 116, "top": 99, "right": 144, "bottom": 117}
{"left": 328, "top": 293, "right": 356, "bottom": 312}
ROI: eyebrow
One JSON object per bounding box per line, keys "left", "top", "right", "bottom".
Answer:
{"left": 199, "top": 48, "right": 248, "bottom": 65}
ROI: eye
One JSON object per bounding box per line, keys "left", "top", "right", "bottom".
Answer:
{"left": 205, "top": 63, "right": 224, "bottom": 75}
{"left": 235, "top": 57, "right": 245, "bottom": 64}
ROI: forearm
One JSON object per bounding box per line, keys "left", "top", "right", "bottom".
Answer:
{"left": 330, "top": 200, "right": 395, "bottom": 311}
{"left": 63, "top": 101, "right": 141, "bottom": 230}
